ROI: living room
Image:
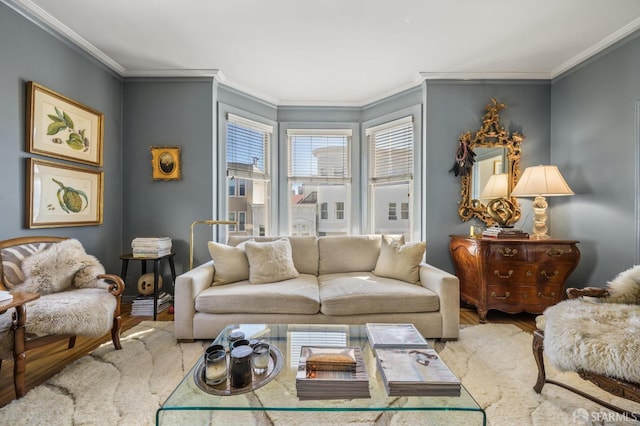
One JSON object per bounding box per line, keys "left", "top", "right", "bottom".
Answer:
{"left": 1, "top": 0, "right": 640, "bottom": 424}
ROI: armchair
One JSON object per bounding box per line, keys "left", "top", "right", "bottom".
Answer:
{"left": 0, "top": 236, "right": 125, "bottom": 399}
{"left": 533, "top": 266, "right": 640, "bottom": 418}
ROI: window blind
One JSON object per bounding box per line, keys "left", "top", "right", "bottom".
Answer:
{"left": 227, "top": 114, "right": 272, "bottom": 180}
{"left": 367, "top": 116, "right": 413, "bottom": 183}
{"left": 287, "top": 129, "right": 351, "bottom": 184}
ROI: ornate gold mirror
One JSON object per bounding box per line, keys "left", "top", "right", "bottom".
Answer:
{"left": 451, "top": 99, "right": 524, "bottom": 227}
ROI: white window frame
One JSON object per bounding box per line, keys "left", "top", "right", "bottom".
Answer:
{"left": 238, "top": 211, "right": 246, "bottom": 232}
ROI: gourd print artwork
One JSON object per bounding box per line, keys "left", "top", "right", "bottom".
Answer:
{"left": 51, "top": 178, "right": 88, "bottom": 213}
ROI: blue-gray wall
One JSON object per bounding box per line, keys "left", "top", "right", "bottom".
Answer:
{"left": 122, "top": 78, "right": 217, "bottom": 289}
{"left": 0, "top": 2, "right": 123, "bottom": 275}
{"left": 552, "top": 33, "right": 640, "bottom": 285}
{"left": 423, "top": 82, "right": 552, "bottom": 272}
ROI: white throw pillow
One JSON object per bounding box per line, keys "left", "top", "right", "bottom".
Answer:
{"left": 207, "top": 241, "right": 250, "bottom": 285}
{"left": 244, "top": 239, "right": 299, "bottom": 284}
{"left": 372, "top": 235, "right": 426, "bottom": 284}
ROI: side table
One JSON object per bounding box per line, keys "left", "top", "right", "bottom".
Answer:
{"left": 119, "top": 252, "right": 176, "bottom": 320}
{"left": 0, "top": 292, "right": 40, "bottom": 398}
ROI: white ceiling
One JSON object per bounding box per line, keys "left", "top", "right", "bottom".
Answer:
{"left": 8, "top": 0, "right": 640, "bottom": 106}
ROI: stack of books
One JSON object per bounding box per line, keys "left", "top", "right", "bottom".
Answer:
{"left": 375, "top": 347, "right": 461, "bottom": 396}
{"left": 295, "top": 346, "right": 370, "bottom": 400}
{"left": 367, "top": 323, "right": 461, "bottom": 397}
{"left": 131, "top": 237, "right": 172, "bottom": 258}
{"left": 131, "top": 291, "right": 173, "bottom": 316}
{"left": 482, "top": 227, "right": 529, "bottom": 239}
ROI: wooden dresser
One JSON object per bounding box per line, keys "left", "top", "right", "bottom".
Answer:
{"left": 449, "top": 235, "right": 580, "bottom": 322}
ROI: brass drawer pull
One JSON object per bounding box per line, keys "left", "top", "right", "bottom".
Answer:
{"left": 491, "top": 291, "right": 511, "bottom": 300}
{"left": 494, "top": 270, "right": 514, "bottom": 279}
{"left": 546, "top": 248, "right": 567, "bottom": 257}
{"left": 540, "top": 270, "right": 559, "bottom": 279}
{"left": 498, "top": 248, "right": 518, "bottom": 257}
{"left": 537, "top": 291, "right": 556, "bottom": 300}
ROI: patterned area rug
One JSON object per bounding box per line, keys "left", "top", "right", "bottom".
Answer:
{"left": 0, "top": 322, "right": 639, "bottom": 425}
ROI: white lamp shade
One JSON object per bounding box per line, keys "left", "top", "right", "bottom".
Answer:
{"left": 480, "top": 173, "right": 510, "bottom": 198}
{"left": 511, "top": 165, "right": 574, "bottom": 197}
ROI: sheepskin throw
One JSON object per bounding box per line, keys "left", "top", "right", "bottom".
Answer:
{"left": 14, "top": 239, "right": 106, "bottom": 295}
{"left": 542, "top": 298, "right": 640, "bottom": 384}
{"left": 604, "top": 264, "right": 640, "bottom": 304}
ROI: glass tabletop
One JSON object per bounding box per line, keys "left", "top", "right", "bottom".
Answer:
{"left": 157, "top": 324, "right": 485, "bottom": 425}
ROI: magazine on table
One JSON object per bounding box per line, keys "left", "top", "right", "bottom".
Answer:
{"left": 375, "top": 347, "right": 460, "bottom": 396}
{"left": 365, "top": 323, "right": 431, "bottom": 349}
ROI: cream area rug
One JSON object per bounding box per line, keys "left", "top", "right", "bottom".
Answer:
{"left": 1, "top": 322, "right": 639, "bottom": 425}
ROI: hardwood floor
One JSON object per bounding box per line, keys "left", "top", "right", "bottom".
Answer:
{"left": 0, "top": 303, "right": 535, "bottom": 408}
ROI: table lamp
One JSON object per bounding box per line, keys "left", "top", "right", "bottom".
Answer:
{"left": 189, "top": 220, "right": 237, "bottom": 269}
{"left": 480, "top": 173, "right": 517, "bottom": 227}
{"left": 510, "top": 165, "right": 574, "bottom": 240}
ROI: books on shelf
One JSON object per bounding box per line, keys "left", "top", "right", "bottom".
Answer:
{"left": 365, "top": 323, "right": 431, "bottom": 349}
{"left": 0, "top": 290, "right": 13, "bottom": 303}
{"left": 482, "top": 227, "right": 529, "bottom": 239}
{"left": 131, "top": 292, "right": 173, "bottom": 316}
{"left": 131, "top": 237, "right": 172, "bottom": 258}
{"left": 375, "top": 347, "right": 461, "bottom": 397}
{"left": 296, "top": 346, "right": 370, "bottom": 400}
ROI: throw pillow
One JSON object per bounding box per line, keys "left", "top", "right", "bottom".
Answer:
{"left": 372, "top": 235, "right": 426, "bottom": 284}
{"left": 244, "top": 239, "right": 299, "bottom": 284}
{"left": 207, "top": 241, "right": 250, "bottom": 285}
{"left": 16, "top": 239, "right": 104, "bottom": 294}
{"left": 605, "top": 264, "right": 640, "bottom": 304}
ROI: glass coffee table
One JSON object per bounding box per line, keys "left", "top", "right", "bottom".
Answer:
{"left": 157, "top": 324, "right": 485, "bottom": 425}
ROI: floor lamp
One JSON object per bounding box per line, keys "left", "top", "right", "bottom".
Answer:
{"left": 189, "top": 220, "right": 236, "bottom": 270}
{"left": 510, "top": 165, "right": 574, "bottom": 240}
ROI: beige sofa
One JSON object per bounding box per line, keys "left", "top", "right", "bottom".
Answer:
{"left": 174, "top": 235, "right": 459, "bottom": 341}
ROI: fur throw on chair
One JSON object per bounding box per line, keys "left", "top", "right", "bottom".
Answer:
{"left": 13, "top": 239, "right": 107, "bottom": 295}
{"left": 604, "top": 264, "right": 640, "bottom": 304}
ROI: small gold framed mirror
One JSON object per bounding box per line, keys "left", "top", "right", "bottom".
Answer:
{"left": 453, "top": 99, "right": 524, "bottom": 227}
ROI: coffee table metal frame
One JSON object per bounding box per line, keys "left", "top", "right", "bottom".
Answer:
{"left": 156, "top": 324, "right": 486, "bottom": 425}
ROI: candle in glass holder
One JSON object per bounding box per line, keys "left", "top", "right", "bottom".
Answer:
{"left": 205, "top": 348, "right": 227, "bottom": 385}
{"left": 252, "top": 342, "right": 270, "bottom": 374}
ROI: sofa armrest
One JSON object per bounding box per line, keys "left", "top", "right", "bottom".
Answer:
{"left": 419, "top": 263, "right": 460, "bottom": 339}
{"left": 174, "top": 260, "right": 215, "bottom": 341}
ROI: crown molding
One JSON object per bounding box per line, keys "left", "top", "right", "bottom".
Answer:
{"left": 551, "top": 16, "right": 640, "bottom": 78}
{"left": 4, "top": 0, "right": 125, "bottom": 74}
{"left": 419, "top": 72, "right": 551, "bottom": 80}
{"left": 123, "top": 69, "right": 222, "bottom": 79}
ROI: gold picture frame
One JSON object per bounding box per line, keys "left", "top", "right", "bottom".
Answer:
{"left": 26, "top": 81, "right": 104, "bottom": 166}
{"left": 26, "top": 158, "right": 103, "bottom": 228}
{"left": 151, "top": 146, "right": 181, "bottom": 180}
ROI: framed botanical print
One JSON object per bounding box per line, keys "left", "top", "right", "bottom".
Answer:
{"left": 26, "top": 158, "right": 103, "bottom": 228}
{"left": 151, "top": 146, "right": 181, "bottom": 180}
{"left": 26, "top": 81, "right": 104, "bottom": 166}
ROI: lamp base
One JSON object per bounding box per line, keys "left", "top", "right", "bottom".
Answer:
{"left": 529, "top": 195, "right": 550, "bottom": 240}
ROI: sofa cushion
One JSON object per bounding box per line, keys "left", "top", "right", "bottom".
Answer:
{"left": 228, "top": 236, "right": 319, "bottom": 275}
{"left": 208, "top": 241, "right": 250, "bottom": 286}
{"left": 372, "top": 235, "right": 426, "bottom": 284}
{"left": 245, "top": 239, "right": 299, "bottom": 284}
{"left": 318, "top": 235, "right": 384, "bottom": 275}
{"left": 195, "top": 274, "right": 320, "bottom": 314}
{"left": 318, "top": 272, "right": 439, "bottom": 315}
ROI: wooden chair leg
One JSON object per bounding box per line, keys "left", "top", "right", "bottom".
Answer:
{"left": 13, "top": 305, "right": 28, "bottom": 398}
{"left": 111, "top": 316, "right": 122, "bottom": 350}
{"left": 533, "top": 329, "right": 546, "bottom": 393}
{"left": 68, "top": 336, "right": 76, "bottom": 349}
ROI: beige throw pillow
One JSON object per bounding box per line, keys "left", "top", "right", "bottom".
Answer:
{"left": 244, "top": 239, "right": 299, "bottom": 284}
{"left": 207, "top": 241, "right": 250, "bottom": 285}
{"left": 372, "top": 235, "right": 426, "bottom": 284}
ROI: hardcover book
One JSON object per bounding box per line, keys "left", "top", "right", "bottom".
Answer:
{"left": 365, "top": 323, "right": 430, "bottom": 349}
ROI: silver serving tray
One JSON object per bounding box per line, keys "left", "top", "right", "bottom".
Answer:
{"left": 193, "top": 343, "right": 284, "bottom": 395}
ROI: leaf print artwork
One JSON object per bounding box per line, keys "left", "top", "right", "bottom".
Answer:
{"left": 46, "top": 107, "right": 89, "bottom": 152}
{"left": 52, "top": 178, "right": 88, "bottom": 213}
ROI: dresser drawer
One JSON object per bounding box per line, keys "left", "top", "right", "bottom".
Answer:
{"left": 529, "top": 244, "right": 579, "bottom": 263}
{"left": 487, "top": 285, "right": 523, "bottom": 305}
{"left": 530, "top": 263, "right": 576, "bottom": 284}
{"left": 485, "top": 263, "right": 536, "bottom": 285}
{"left": 486, "top": 244, "right": 528, "bottom": 262}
